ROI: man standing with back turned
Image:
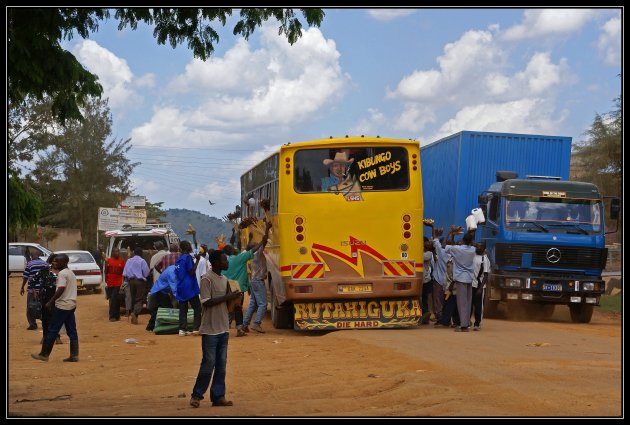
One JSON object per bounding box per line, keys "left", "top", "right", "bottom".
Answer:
{"left": 189, "top": 250, "right": 241, "bottom": 408}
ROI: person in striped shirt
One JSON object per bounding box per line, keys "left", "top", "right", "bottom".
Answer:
{"left": 20, "top": 248, "right": 49, "bottom": 330}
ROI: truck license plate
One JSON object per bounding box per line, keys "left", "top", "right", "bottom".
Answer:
{"left": 338, "top": 284, "right": 372, "bottom": 293}
{"left": 542, "top": 283, "right": 562, "bottom": 292}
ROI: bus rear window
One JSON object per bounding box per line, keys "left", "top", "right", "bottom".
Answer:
{"left": 294, "top": 147, "right": 409, "bottom": 193}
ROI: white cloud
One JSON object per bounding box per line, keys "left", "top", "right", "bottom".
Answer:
{"left": 131, "top": 176, "right": 160, "bottom": 193}
{"left": 135, "top": 73, "right": 156, "bottom": 88}
{"left": 241, "top": 144, "right": 284, "bottom": 169}
{"left": 597, "top": 16, "right": 621, "bottom": 66}
{"left": 426, "top": 98, "right": 567, "bottom": 144}
{"left": 393, "top": 104, "right": 436, "bottom": 133}
{"left": 389, "top": 30, "right": 504, "bottom": 102}
{"left": 513, "top": 52, "right": 565, "bottom": 95}
{"left": 72, "top": 40, "right": 139, "bottom": 109}
{"left": 129, "top": 106, "right": 247, "bottom": 147}
{"left": 190, "top": 179, "right": 240, "bottom": 203}
{"left": 503, "top": 9, "right": 596, "bottom": 41}
{"left": 164, "top": 25, "right": 346, "bottom": 129}
{"left": 366, "top": 9, "right": 416, "bottom": 22}
{"left": 348, "top": 108, "right": 386, "bottom": 136}
{"left": 485, "top": 73, "right": 511, "bottom": 96}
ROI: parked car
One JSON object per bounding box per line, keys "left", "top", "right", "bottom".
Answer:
{"left": 54, "top": 250, "right": 103, "bottom": 293}
{"left": 8, "top": 243, "right": 52, "bottom": 276}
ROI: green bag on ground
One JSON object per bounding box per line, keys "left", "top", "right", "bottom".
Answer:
{"left": 153, "top": 307, "right": 194, "bottom": 335}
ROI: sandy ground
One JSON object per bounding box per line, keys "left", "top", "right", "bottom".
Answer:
{"left": 7, "top": 276, "right": 622, "bottom": 418}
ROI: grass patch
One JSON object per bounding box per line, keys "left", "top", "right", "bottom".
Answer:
{"left": 597, "top": 295, "right": 621, "bottom": 313}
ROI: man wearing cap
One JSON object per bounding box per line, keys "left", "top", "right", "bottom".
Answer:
{"left": 321, "top": 151, "right": 354, "bottom": 192}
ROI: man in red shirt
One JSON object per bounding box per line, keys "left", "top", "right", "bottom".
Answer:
{"left": 104, "top": 247, "right": 125, "bottom": 322}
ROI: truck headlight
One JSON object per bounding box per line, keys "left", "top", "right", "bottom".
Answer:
{"left": 582, "top": 282, "right": 595, "bottom": 291}
{"left": 505, "top": 278, "right": 521, "bottom": 288}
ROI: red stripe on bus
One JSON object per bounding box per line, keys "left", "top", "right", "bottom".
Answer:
{"left": 293, "top": 264, "right": 310, "bottom": 278}
{"left": 398, "top": 262, "right": 413, "bottom": 275}
{"left": 306, "top": 264, "right": 323, "bottom": 279}
{"left": 383, "top": 262, "right": 399, "bottom": 275}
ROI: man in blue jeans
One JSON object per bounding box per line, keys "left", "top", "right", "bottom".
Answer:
{"left": 31, "top": 254, "right": 80, "bottom": 362}
{"left": 222, "top": 220, "right": 272, "bottom": 336}
{"left": 190, "top": 250, "right": 241, "bottom": 408}
{"left": 242, "top": 221, "right": 272, "bottom": 333}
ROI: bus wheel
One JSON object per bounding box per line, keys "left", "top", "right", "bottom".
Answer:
{"left": 569, "top": 304, "right": 594, "bottom": 323}
{"left": 271, "top": 284, "right": 292, "bottom": 329}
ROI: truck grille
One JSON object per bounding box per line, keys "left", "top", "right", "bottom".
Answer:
{"left": 495, "top": 244, "right": 607, "bottom": 270}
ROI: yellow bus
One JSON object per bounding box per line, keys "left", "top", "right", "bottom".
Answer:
{"left": 239, "top": 136, "right": 424, "bottom": 330}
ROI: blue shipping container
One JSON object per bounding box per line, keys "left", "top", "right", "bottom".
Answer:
{"left": 420, "top": 131, "right": 572, "bottom": 233}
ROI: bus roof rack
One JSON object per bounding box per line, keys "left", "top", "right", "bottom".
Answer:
{"left": 120, "top": 223, "right": 172, "bottom": 231}
{"left": 525, "top": 175, "right": 561, "bottom": 180}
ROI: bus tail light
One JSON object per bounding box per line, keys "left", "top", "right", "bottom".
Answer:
{"left": 394, "top": 282, "right": 411, "bottom": 290}
{"left": 294, "top": 285, "right": 313, "bottom": 293}
{"left": 402, "top": 214, "right": 412, "bottom": 239}
{"left": 295, "top": 216, "right": 305, "bottom": 242}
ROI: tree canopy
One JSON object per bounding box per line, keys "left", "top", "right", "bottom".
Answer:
{"left": 8, "top": 7, "right": 325, "bottom": 125}
{"left": 30, "top": 98, "right": 137, "bottom": 248}
{"left": 574, "top": 95, "right": 621, "bottom": 198}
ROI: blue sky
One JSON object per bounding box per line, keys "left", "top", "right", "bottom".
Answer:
{"left": 60, "top": 8, "right": 621, "bottom": 219}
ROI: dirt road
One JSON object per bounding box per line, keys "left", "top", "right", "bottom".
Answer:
{"left": 7, "top": 276, "right": 621, "bottom": 417}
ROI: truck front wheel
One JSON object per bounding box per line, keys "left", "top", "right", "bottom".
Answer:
{"left": 569, "top": 304, "right": 594, "bottom": 323}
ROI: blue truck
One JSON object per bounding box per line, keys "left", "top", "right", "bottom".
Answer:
{"left": 421, "top": 131, "right": 620, "bottom": 323}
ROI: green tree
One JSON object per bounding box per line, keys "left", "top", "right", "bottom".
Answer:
{"left": 8, "top": 97, "right": 59, "bottom": 177}
{"left": 30, "top": 98, "right": 137, "bottom": 248}
{"left": 573, "top": 95, "right": 622, "bottom": 242}
{"left": 145, "top": 200, "right": 167, "bottom": 222}
{"left": 8, "top": 173, "right": 42, "bottom": 238}
{"left": 574, "top": 95, "right": 621, "bottom": 197}
{"left": 8, "top": 7, "right": 325, "bottom": 125}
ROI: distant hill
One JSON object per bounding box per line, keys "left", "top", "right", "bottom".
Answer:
{"left": 165, "top": 208, "right": 233, "bottom": 249}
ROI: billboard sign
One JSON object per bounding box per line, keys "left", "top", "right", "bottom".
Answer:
{"left": 121, "top": 195, "right": 146, "bottom": 208}
{"left": 98, "top": 207, "right": 147, "bottom": 231}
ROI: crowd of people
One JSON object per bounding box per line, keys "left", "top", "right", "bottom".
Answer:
{"left": 421, "top": 222, "right": 489, "bottom": 332}
{"left": 19, "top": 214, "right": 489, "bottom": 408}
{"left": 20, "top": 220, "right": 273, "bottom": 409}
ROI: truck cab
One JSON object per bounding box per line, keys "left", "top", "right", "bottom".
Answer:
{"left": 478, "top": 173, "right": 620, "bottom": 323}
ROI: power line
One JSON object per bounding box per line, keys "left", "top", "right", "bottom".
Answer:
{"left": 135, "top": 159, "right": 251, "bottom": 170}
{"left": 129, "top": 152, "right": 259, "bottom": 163}
{"left": 133, "top": 167, "right": 238, "bottom": 185}
{"left": 131, "top": 145, "right": 279, "bottom": 152}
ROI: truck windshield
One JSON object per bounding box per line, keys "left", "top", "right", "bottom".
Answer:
{"left": 504, "top": 196, "right": 602, "bottom": 233}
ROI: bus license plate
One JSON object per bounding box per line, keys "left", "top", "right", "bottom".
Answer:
{"left": 338, "top": 284, "right": 372, "bottom": 294}
{"left": 542, "top": 283, "right": 562, "bottom": 292}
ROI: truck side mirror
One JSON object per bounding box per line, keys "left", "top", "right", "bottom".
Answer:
{"left": 610, "top": 198, "right": 620, "bottom": 220}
